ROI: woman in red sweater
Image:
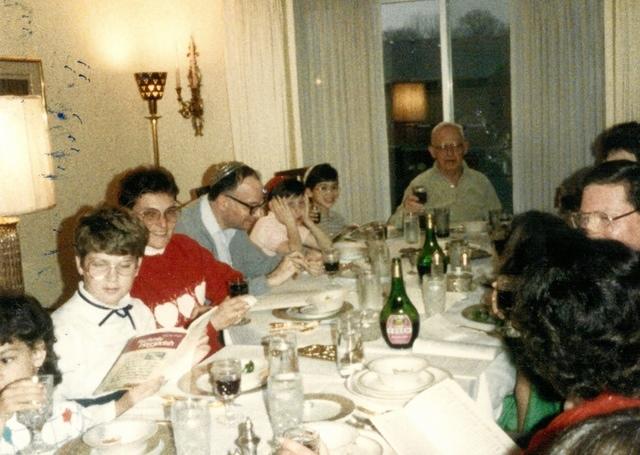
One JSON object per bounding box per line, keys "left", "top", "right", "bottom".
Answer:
{"left": 508, "top": 228, "right": 640, "bottom": 453}
{"left": 118, "top": 166, "right": 249, "bottom": 354}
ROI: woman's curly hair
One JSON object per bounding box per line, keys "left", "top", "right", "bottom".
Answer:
{"left": 0, "top": 293, "right": 62, "bottom": 385}
{"left": 511, "top": 234, "right": 640, "bottom": 399}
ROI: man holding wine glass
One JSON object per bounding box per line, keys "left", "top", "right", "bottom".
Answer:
{"left": 389, "top": 121, "right": 501, "bottom": 226}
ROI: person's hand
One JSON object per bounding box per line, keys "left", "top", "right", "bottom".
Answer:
{"left": 209, "top": 296, "right": 250, "bottom": 330}
{"left": 270, "top": 197, "right": 298, "bottom": 229}
{"left": 301, "top": 197, "right": 314, "bottom": 227}
{"left": 0, "top": 378, "right": 44, "bottom": 422}
{"left": 190, "top": 302, "right": 213, "bottom": 320}
{"left": 403, "top": 194, "right": 424, "bottom": 214}
{"left": 116, "top": 376, "right": 166, "bottom": 416}
{"left": 267, "top": 254, "right": 302, "bottom": 287}
{"left": 302, "top": 256, "right": 325, "bottom": 276}
{"left": 277, "top": 438, "right": 329, "bottom": 455}
{"left": 489, "top": 283, "right": 506, "bottom": 320}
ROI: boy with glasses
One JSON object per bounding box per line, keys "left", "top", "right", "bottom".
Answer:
{"left": 52, "top": 206, "right": 163, "bottom": 420}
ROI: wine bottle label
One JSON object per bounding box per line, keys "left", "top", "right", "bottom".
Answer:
{"left": 385, "top": 314, "right": 413, "bottom": 345}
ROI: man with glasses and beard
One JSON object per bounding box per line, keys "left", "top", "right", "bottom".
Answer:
{"left": 573, "top": 160, "right": 640, "bottom": 251}
{"left": 389, "top": 121, "right": 501, "bottom": 226}
{"left": 176, "top": 161, "right": 307, "bottom": 295}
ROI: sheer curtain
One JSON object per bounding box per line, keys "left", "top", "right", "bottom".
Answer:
{"left": 292, "top": 0, "right": 390, "bottom": 224}
{"left": 604, "top": 0, "right": 640, "bottom": 124}
{"left": 223, "top": 0, "right": 301, "bottom": 180}
{"left": 510, "top": 0, "right": 604, "bottom": 213}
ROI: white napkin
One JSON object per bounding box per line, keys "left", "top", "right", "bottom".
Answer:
{"left": 414, "top": 314, "right": 501, "bottom": 360}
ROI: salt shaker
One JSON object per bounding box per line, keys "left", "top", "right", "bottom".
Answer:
{"left": 235, "top": 417, "right": 260, "bottom": 455}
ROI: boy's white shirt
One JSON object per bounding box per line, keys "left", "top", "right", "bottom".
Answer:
{"left": 51, "top": 282, "right": 156, "bottom": 423}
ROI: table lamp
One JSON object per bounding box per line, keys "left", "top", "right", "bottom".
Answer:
{"left": 0, "top": 95, "right": 55, "bottom": 293}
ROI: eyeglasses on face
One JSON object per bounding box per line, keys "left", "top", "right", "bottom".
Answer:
{"left": 85, "top": 259, "right": 138, "bottom": 279}
{"left": 225, "top": 193, "right": 266, "bottom": 215}
{"left": 431, "top": 143, "right": 464, "bottom": 153}
{"left": 135, "top": 206, "right": 181, "bottom": 224}
{"left": 569, "top": 209, "right": 639, "bottom": 233}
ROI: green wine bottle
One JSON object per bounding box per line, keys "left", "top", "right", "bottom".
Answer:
{"left": 380, "top": 258, "right": 420, "bottom": 349}
{"left": 417, "top": 212, "right": 446, "bottom": 280}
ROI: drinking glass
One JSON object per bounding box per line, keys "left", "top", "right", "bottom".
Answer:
{"left": 434, "top": 207, "right": 451, "bottom": 238}
{"left": 171, "top": 399, "right": 211, "bottom": 455}
{"left": 322, "top": 248, "right": 341, "bottom": 285}
{"left": 229, "top": 277, "right": 251, "bottom": 325}
{"left": 16, "top": 374, "right": 54, "bottom": 455}
{"left": 209, "top": 358, "right": 243, "bottom": 425}
{"left": 412, "top": 185, "right": 428, "bottom": 204}
{"left": 267, "top": 330, "right": 299, "bottom": 375}
{"left": 422, "top": 275, "right": 446, "bottom": 317}
{"left": 403, "top": 212, "right": 420, "bottom": 245}
{"left": 335, "top": 312, "right": 365, "bottom": 377}
{"left": 282, "top": 427, "right": 320, "bottom": 454}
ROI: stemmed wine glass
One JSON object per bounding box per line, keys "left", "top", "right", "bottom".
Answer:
{"left": 229, "top": 277, "right": 251, "bottom": 325}
{"left": 322, "top": 248, "right": 341, "bottom": 285}
{"left": 209, "top": 359, "right": 243, "bottom": 425}
{"left": 16, "top": 374, "right": 54, "bottom": 454}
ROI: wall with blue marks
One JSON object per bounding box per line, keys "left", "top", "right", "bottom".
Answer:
{"left": 1, "top": 0, "right": 235, "bottom": 306}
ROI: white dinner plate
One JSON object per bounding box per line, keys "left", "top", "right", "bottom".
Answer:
{"left": 285, "top": 302, "right": 346, "bottom": 320}
{"left": 356, "top": 370, "right": 434, "bottom": 396}
{"left": 178, "top": 358, "right": 267, "bottom": 397}
{"left": 303, "top": 393, "right": 355, "bottom": 422}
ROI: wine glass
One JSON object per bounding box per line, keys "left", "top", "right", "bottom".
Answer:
{"left": 16, "top": 374, "right": 54, "bottom": 454}
{"left": 228, "top": 277, "right": 251, "bottom": 325}
{"left": 209, "top": 359, "right": 243, "bottom": 425}
{"left": 322, "top": 248, "right": 341, "bottom": 285}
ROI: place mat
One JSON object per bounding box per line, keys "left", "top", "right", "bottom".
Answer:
{"left": 58, "top": 421, "right": 174, "bottom": 454}
{"left": 272, "top": 302, "right": 354, "bottom": 322}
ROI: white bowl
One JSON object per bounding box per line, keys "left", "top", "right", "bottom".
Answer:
{"left": 83, "top": 419, "right": 157, "bottom": 455}
{"left": 305, "top": 289, "right": 345, "bottom": 314}
{"left": 462, "top": 220, "right": 488, "bottom": 234}
{"left": 368, "top": 355, "right": 429, "bottom": 389}
{"left": 307, "top": 421, "right": 359, "bottom": 454}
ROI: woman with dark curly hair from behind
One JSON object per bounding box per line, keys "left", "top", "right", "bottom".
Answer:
{"left": 509, "top": 230, "right": 640, "bottom": 453}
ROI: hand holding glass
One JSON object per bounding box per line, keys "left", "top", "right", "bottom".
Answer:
{"left": 15, "top": 374, "right": 54, "bottom": 455}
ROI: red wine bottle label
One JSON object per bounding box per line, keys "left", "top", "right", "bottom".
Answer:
{"left": 385, "top": 314, "right": 412, "bottom": 345}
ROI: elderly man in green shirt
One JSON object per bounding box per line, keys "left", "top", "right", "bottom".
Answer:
{"left": 389, "top": 121, "right": 501, "bottom": 226}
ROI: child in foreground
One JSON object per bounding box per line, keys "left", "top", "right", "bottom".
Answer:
{"left": 52, "top": 206, "right": 163, "bottom": 421}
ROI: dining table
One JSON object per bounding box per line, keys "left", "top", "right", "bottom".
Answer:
{"left": 61, "top": 230, "right": 516, "bottom": 454}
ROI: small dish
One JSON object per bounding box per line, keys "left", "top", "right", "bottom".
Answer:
{"left": 303, "top": 393, "right": 355, "bottom": 422}
{"left": 357, "top": 369, "right": 434, "bottom": 396}
{"left": 305, "top": 289, "right": 346, "bottom": 315}
{"left": 461, "top": 304, "right": 500, "bottom": 326}
{"left": 368, "top": 355, "right": 430, "bottom": 389}
{"left": 82, "top": 419, "right": 157, "bottom": 455}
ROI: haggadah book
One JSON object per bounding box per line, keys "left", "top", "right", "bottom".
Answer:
{"left": 372, "top": 378, "right": 519, "bottom": 455}
{"left": 94, "top": 308, "right": 212, "bottom": 395}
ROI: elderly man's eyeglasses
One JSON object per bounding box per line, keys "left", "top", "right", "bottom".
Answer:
{"left": 225, "top": 193, "right": 266, "bottom": 215}
{"left": 570, "top": 209, "right": 639, "bottom": 233}
{"left": 85, "top": 259, "right": 138, "bottom": 279}
{"left": 135, "top": 206, "right": 181, "bottom": 224}
{"left": 431, "top": 143, "right": 464, "bottom": 152}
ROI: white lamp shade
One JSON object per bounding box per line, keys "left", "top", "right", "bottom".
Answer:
{"left": 392, "top": 82, "right": 427, "bottom": 123}
{"left": 0, "top": 96, "right": 55, "bottom": 216}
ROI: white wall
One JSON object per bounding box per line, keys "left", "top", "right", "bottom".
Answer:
{"left": 1, "top": 0, "right": 234, "bottom": 306}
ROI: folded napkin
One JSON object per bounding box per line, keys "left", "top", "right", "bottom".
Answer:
{"left": 414, "top": 314, "right": 501, "bottom": 360}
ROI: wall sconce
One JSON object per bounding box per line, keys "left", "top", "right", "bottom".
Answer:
{"left": 0, "top": 95, "right": 55, "bottom": 293}
{"left": 176, "top": 37, "right": 204, "bottom": 136}
{"left": 134, "top": 72, "right": 167, "bottom": 166}
{"left": 391, "top": 82, "right": 427, "bottom": 123}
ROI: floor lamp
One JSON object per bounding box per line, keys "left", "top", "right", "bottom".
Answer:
{"left": 0, "top": 95, "right": 55, "bottom": 294}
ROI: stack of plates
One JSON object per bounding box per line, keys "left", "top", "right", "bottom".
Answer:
{"left": 346, "top": 365, "right": 448, "bottom": 405}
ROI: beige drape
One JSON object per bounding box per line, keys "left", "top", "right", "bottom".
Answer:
{"left": 510, "top": 0, "right": 604, "bottom": 212}
{"left": 292, "top": 0, "right": 391, "bottom": 224}
{"left": 222, "top": 0, "right": 301, "bottom": 180}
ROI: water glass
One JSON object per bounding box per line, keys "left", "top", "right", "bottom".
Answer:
{"left": 447, "top": 239, "right": 470, "bottom": 270}
{"left": 403, "top": 212, "right": 420, "bottom": 244}
{"left": 334, "top": 312, "right": 365, "bottom": 377}
{"left": 368, "top": 240, "right": 390, "bottom": 282}
{"left": 16, "top": 374, "right": 54, "bottom": 455}
{"left": 434, "top": 207, "right": 450, "bottom": 238}
{"left": 267, "top": 330, "right": 299, "bottom": 375}
{"left": 267, "top": 372, "right": 304, "bottom": 439}
{"left": 282, "top": 427, "right": 320, "bottom": 454}
{"left": 171, "top": 399, "right": 211, "bottom": 455}
{"left": 356, "top": 269, "right": 383, "bottom": 311}
{"left": 422, "top": 275, "right": 447, "bottom": 316}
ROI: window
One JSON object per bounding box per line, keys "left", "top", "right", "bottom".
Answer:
{"left": 383, "top": 0, "right": 512, "bottom": 212}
